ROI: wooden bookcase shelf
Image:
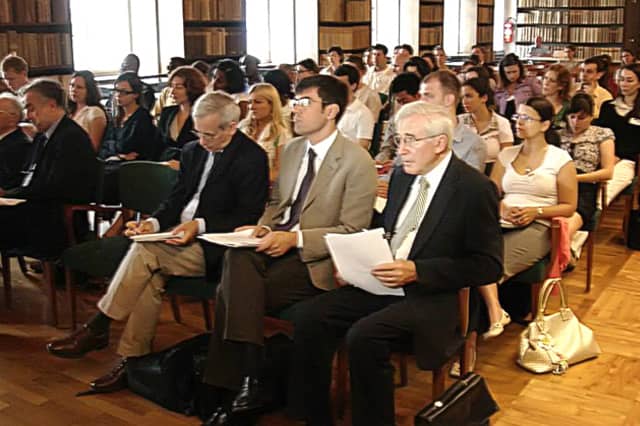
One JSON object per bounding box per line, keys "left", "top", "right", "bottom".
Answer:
{"left": 318, "top": 0, "right": 371, "bottom": 63}
{"left": 419, "top": 0, "right": 443, "bottom": 51}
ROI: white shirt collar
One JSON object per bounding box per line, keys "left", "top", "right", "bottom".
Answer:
{"left": 420, "top": 150, "right": 452, "bottom": 191}
{"left": 306, "top": 129, "right": 337, "bottom": 161}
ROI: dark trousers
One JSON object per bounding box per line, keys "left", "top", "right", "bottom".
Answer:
{"left": 203, "top": 248, "right": 323, "bottom": 391}
{"left": 287, "top": 286, "right": 412, "bottom": 426}
{"left": 0, "top": 201, "right": 66, "bottom": 257}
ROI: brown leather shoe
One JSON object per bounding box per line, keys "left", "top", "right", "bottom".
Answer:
{"left": 90, "top": 358, "right": 128, "bottom": 393}
{"left": 46, "top": 325, "right": 109, "bottom": 359}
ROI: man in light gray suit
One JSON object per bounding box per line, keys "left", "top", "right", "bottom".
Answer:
{"left": 202, "top": 75, "right": 378, "bottom": 425}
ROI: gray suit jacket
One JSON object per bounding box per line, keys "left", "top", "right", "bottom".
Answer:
{"left": 259, "top": 132, "right": 377, "bottom": 290}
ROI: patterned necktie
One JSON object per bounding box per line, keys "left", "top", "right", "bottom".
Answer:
{"left": 275, "top": 148, "right": 317, "bottom": 231}
{"left": 390, "top": 177, "right": 430, "bottom": 255}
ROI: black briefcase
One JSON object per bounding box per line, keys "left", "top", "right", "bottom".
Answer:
{"left": 415, "top": 373, "right": 499, "bottom": 426}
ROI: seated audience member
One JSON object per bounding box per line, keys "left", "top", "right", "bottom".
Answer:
{"left": 239, "top": 83, "right": 292, "bottom": 180}
{"left": 495, "top": 53, "right": 542, "bottom": 120}
{"left": 240, "top": 54, "right": 262, "bottom": 85}
{"left": 433, "top": 45, "right": 448, "bottom": 70}
{"left": 200, "top": 75, "right": 377, "bottom": 425}
{"left": 595, "top": 63, "right": 640, "bottom": 205}
{"left": 320, "top": 46, "right": 344, "bottom": 75}
{"left": 0, "top": 93, "right": 30, "bottom": 191}
{"left": 335, "top": 64, "right": 376, "bottom": 150}
{"left": 192, "top": 60, "right": 212, "bottom": 82}
{"left": 363, "top": 43, "right": 395, "bottom": 94}
{"left": 363, "top": 47, "right": 374, "bottom": 68}
{"left": 0, "top": 54, "right": 29, "bottom": 95}
{"left": 542, "top": 64, "right": 572, "bottom": 130}
{"left": 529, "top": 35, "right": 552, "bottom": 57}
{"left": 621, "top": 48, "right": 638, "bottom": 66}
{"left": 561, "top": 45, "right": 580, "bottom": 77}
{"left": 344, "top": 55, "right": 383, "bottom": 120}
{"left": 278, "top": 63, "right": 297, "bottom": 88}
{"left": 480, "top": 97, "right": 577, "bottom": 339}
{"left": 471, "top": 44, "right": 488, "bottom": 65}
{"left": 68, "top": 70, "right": 108, "bottom": 152}
{"left": 462, "top": 65, "right": 497, "bottom": 90}
{"left": 263, "top": 69, "right": 295, "bottom": 129}
{"left": 294, "top": 58, "right": 320, "bottom": 86}
{"left": 559, "top": 93, "right": 615, "bottom": 237}
{"left": 579, "top": 56, "right": 613, "bottom": 119}
{"left": 421, "top": 70, "right": 488, "bottom": 172}
{"left": 46, "top": 92, "right": 270, "bottom": 394}
{"left": 99, "top": 72, "right": 156, "bottom": 162}
{"left": 598, "top": 55, "right": 618, "bottom": 98}
{"left": 208, "top": 59, "right": 248, "bottom": 118}
{"left": 459, "top": 77, "right": 514, "bottom": 175}
{"left": 392, "top": 44, "right": 413, "bottom": 73}
{"left": 0, "top": 79, "right": 98, "bottom": 256}
{"left": 421, "top": 51, "right": 437, "bottom": 71}
{"left": 156, "top": 66, "right": 207, "bottom": 166}
{"left": 287, "top": 102, "right": 503, "bottom": 426}
{"left": 151, "top": 56, "right": 188, "bottom": 119}
{"left": 403, "top": 56, "right": 431, "bottom": 80}
{"left": 375, "top": 72, "right": 422, "bottom": 164}
{"left": 118, "top": 53, "right": 156, "bottom": 110}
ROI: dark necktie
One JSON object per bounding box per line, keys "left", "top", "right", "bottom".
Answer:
{"left": 22, "top": 133, "right": 47, "bottom": 187}
{"left": 275, "top": 148, "right": 317, "bottom": 231}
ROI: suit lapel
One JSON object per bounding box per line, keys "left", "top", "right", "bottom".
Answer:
{"left": 279, "top": 139, "right": 307, "bottom": 205}
{"left": 385, "top": 171, "right": 415, "bottom": 232}
{"left": 301, "top": 134, "right": 342, "bottom": 212}
{"left": 204, "top": 131, "right": 241, "bottom": 186}
{"left": 408, "top": 156, "right": 461, "bottom": 258}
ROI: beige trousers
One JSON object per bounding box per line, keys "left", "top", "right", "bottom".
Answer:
{"left": 97, "top": 241, "right": 205, "bottom": 357}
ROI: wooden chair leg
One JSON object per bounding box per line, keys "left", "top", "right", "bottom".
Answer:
{"left": 17, "top": 256, "right": 29, "bottom": 276}
{"left": 2, "top": 254, "right": 11, "bottom": 309}
{"left": 397, "top": 353, "right": 408, "bottom": 387}
{"left": 201, "top": 299, "right": 212, "bottom": 330}
{"left": 335, "top": 344, "right": 348, "bottom": 420}
{"left": 43, "top": 261, "right": 57, "bottom": 327}
{"left": 170, "top": 295, "right": 182, "bottom": 324}
{"left": 586, "top": 232, "right": 595, "bottom": 293}
{"left": 65, "top": 268, "right": 77, "bottom": 330}
{"left": 530, "top": 282, "right": 542, "bottom": 319}
{"left": 432, "top": 366, "right": 446, "bottom": 399}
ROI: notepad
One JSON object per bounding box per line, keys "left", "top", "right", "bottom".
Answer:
{"left": 198, "top": 229, "right": 262, "bottom": 248}
{"left": 130, "top": 231, "right": 184, "bottom": 242}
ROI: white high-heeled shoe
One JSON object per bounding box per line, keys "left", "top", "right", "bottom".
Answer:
{"left": 483, "top": 310, "right": 511, "bottom": 340}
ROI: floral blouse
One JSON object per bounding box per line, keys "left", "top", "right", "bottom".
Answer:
{"left": 558, "top": 125, "right": 614, "bottom": 173}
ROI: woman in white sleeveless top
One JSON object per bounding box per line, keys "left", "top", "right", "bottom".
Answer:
{"left": 68, "top": 70, "right": 108, "bottom": 152}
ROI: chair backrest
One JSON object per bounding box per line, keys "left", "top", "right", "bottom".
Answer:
{"left": 117, "top": 161, "right": 178, "bottom": 214}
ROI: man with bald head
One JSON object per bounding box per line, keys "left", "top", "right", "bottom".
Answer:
{"left": 0, "top": 93, "right": 30, "bottom": 191}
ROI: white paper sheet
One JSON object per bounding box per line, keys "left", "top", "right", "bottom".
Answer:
{"left": 374, "top": 196, "right": 387, "bottom": 213}
{"left": 0, "top": 197, "right": 26, "bottom": 207}
{"left": 325, "top": 228, "right": 404, "bottom": 296}
{"left": 198, "top": 229, "right": 262, "bottom": 248}
{"left": 130, "top": 231, "right": 184, "bottom": 242}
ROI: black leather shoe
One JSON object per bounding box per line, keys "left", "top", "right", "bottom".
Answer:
{"left": 202, "top": 407, "right": 229, "bottom": 426}
{"left": 90, "top": 358, "right": 128, "bottom": 393}
{"left": 230, "top": 376, "right": 273, "bottom": 414}
{"left": 46, "top": 325, "right": 109, "bottom": 358}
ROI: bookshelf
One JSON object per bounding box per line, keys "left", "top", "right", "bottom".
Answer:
{"left": 318, "top": 0, "right": 371, "bottom": 63}
{"left": 419, "top": 0, "right": 443, "bottom": 52}
{"left": 515, "top": 0, "right": 626, "bottom": 61}
{"left": 0, "top": 0, "right": 73, "bottom": 76}
{"left": 183, "top": 0, "right": 246, "bottom": 62}
{"left": 477, "top": 0, "right": 494, "bottom": 61}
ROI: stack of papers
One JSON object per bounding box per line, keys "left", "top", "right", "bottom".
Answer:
{"left": 325, "top": 228, "right": 403, "bottom": 296}
{"left": 0, "top": 197, "right": 26, "bottom": 206}
{"left": 130, "top": 231, "right": 184, "bottom": 242}
{"left": 199, "top": 229, "right": 262, "bottom": 247}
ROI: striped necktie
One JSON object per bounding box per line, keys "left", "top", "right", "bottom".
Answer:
{"left": 390, "top": 177, "right": 429, "bottom": 255}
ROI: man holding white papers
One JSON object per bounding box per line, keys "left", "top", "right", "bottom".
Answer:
{"left": 201, "top": 75, "right": 377, "bottom": 425}
{"left": 47, "top": 92, "right": 269, "bottom": 394}
{"left": 287, "top": 102, "right": 503, "bottom": 426}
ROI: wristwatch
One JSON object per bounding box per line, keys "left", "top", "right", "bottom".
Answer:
{"left": 537, "top": 207, "right": 543, "bottom": 217}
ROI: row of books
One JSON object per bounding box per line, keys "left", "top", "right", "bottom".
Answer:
{"left": 518, "top": 0, "right": 623, "bottom": 6}
{"left": 419, "top": 5, "right": 443, "bottom": 23}
{"left": 319, "top": 25, "right": 370, "bottom": 50}
{"left": 518, "top": 26, "right": 569, "bottom": 42}
{"left": 515, "top": 44, "right": 622, "bottom": 61}
{"left": 319, "top": 0, "right": 370, "bottom": 22}
{"left": 0, "top": 31, "right": 71, "bottom": 67}
{"left": 517, "top": 8, "right": 623, "bottom": 24}
{"left": 517, "top": 11, "right": 569, "bottom": 24}
{"left": 419, "top": 27, "right": 442, "bottom": 46}
{"left": 569, "top": 26, "right": 623, "bottom": 43}
{"left": 477, "top": 26, "right": 493, "bottom": 43}
{"left": 0, "top": 0, "right": 68, "bottom": 25}
{"left": 478, "top": 7, "right": 493, "bottom": 23}
{"left": 183, "top": 0, "right": 243, "bottom": 21}
{"left": 184, "top": 28, "right": 245, "bottom": 57}
{"left": 478, "top": 0, "right": 494, "bottom": 5}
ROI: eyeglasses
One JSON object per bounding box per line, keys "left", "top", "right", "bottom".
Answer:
{"left": 191, "top": 129, "right": 223, "bottom": 141}
{"left": 291, "top": 97, "right": 326, "bottom": 108}
{"left": 114, "top": 89, "right": 135, "bottom": 95}
{"left": 511, "top": 113, "right": 541, "bottom": 123}
{"left": 392, "top": 133, "right": 441, "bottom": 148}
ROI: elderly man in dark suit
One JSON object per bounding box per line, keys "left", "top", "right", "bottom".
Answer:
{"left": 0, "top": 79, "right": 98, "bottom": 257}
{"left": 202, "top": 75, "right": 378, "bottom": 426}
{"left": 287, "top": 102, "right": 503, "bottom": 426}
{"left": 0, "top": 93, "right": 30, "bottom": 191}
{"left": 46, "top": 91, "right": 270, "bottom": 393}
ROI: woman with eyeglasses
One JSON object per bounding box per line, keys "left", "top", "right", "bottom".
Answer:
{"left": 156, "top": 66, "right": 207, "bottom": 169}
{"left": 68, "top": 70, "right": 108, "bottom": 152}
{"left": 495, "top": 53, "right": 542, "bottom": 120}
{"left": 542, "top": 64, "right": 573, "bottom": 130}
{"left": 595, "top": 64, "right": 640, "bottom": 206}
{"left": 479, "top": 97, "right": 577, "bottom": 339}
{"left": 558, "top": 93, "right": 615, "bottom": 240}
{"left": 459, "top": 77, "right": 514, "bottom": 175}
{"left": 238, "top": 83, "right": 291, "bottom": 181}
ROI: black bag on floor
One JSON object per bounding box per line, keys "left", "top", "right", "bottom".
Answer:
{"left": 126, "top": 333, "right": 211, "bottom": 415}
{"left": 627, "top": 209, "right": 640, "bottom": 250}
{"left": 415, "top": 373, "right": 499, "bottom": 426}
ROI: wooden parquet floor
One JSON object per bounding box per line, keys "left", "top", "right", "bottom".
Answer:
{"left": 2, "top": 200, "right": 640, "bottom": 425}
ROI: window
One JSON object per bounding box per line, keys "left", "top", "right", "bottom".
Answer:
{"left": 371, "top": 1, "right": 419, "bottom": 55}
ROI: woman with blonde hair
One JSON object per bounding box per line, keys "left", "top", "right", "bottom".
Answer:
{"left": 239, "top": 83, "right": 292, "bottom": 180}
